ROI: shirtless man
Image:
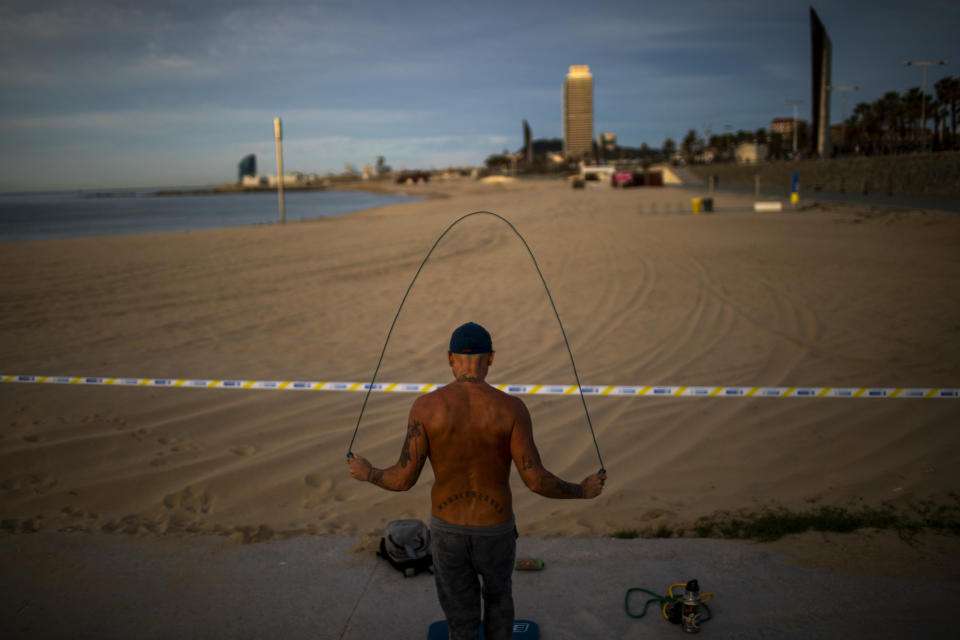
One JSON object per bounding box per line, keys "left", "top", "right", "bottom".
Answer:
{"left": 348, "top": 322, "right": 606, "bottom": 640}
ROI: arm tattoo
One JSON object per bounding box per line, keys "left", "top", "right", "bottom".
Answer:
{"left": 399, "top": 435, "right": 411, "bottom": 468}
{"left": 550, "top": 477, "right": 584, "bottom": 498}
{"left": 399, "top": 420, "right": 423, "bottom": 469}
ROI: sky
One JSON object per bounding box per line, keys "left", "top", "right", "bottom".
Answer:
{"left": 1, "top": 0, "right": 958, "bottom": 191}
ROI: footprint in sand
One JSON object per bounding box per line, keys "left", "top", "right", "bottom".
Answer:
{"left": 304, "top": 473, "right": 334, "bottom": 492}
{"left": 230, "top": 445, "right": 258, "bottom": 457}
{"left": 2, "top": 473, "right": 57, "bottom": 493}
{"left": 640, "top": 508, "right": 673, "bottom": 521}
{"left": 170, "top": 443, "right": 202, "bottom": 453}
{"left": 157, "top": 436, "right": 202, "bottom": 454}
{"left": 162, "top": 485, "right": 215, "bottom": 514}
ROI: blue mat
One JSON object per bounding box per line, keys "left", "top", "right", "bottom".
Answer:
{"left": 427, "top": 619, "right": 538, "bottom": 639}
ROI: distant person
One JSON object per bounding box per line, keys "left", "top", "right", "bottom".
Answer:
{"left": 348, "top": 322, "right": 606, "bottom": 640}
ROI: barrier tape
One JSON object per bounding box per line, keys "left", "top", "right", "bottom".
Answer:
{"left": 2, "top": 374, "right": 958, "bottom": 398}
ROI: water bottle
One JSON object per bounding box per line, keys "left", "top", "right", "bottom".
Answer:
{"left": 681, "top": 579, "right": 701, "bottom": 634}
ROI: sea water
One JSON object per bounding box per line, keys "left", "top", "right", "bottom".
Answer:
{"left": 0, "top": 188, "right": 425, "bottom": 242}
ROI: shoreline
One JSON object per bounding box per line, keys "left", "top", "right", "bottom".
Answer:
{"left": 0, "top": 183, "right": 431, "bottom": 244}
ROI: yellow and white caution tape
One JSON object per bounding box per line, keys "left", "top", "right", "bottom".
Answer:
{"left": 1, "top": 374, "right": 958, "bottom": 398}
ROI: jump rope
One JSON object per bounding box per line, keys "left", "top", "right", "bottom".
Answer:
{"left": 346, "top": 211, "right": 604, "bottom": 474}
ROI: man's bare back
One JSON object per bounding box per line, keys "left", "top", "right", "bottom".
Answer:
{"left": 417, "top": 380, "right": 520, "bottom": 526}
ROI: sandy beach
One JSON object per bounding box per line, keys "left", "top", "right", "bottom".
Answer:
{"left": 2, "top": 177, "right": 959, "bottom": 577}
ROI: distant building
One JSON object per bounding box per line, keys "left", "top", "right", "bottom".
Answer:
{"left": 810, "top": 8, "right": 832, "bottom": 157}
{"left": 563, "top": 65, "right": 594, "bottom": 160}
{"left": 238, "top": 154, "right": 256, "bottom": 183}
{"left": 596, "top": 132, "right": 616, "bottom": 161}
{"left": 735, "top": 142, "right": 768, "bottom": 164}
{"left": 771, "top": 118, "right": 800, "bottom": 137}
{"left": 696, "top": 149, "right": 716, "bottom": 164}
{"left": 242, "top": 174, "right": 268, "bottom": 187}
{"left": 267, "top": 172, "right": 306, "bottom": 187}
{"left": 771, "top": 117, "right": 808, "bottom": 143}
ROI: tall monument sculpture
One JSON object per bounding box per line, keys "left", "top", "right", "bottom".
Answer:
{"left": 810, "top": 8, "right": 832, "bottom": 157}
{"left": 563, "top": 65, "right": 594, "bottom": 160}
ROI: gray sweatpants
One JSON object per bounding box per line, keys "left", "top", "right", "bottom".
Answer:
{"left": 430, "top": 515, "right": 517, "bottom": 640}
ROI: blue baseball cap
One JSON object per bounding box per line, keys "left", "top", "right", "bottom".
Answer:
{"left": 449, "top": 322, "right": 492, "bottom": 354}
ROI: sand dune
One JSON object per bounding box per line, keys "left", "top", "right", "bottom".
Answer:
{"left": 1, "top": 178, "right": 959, "bottom": 543}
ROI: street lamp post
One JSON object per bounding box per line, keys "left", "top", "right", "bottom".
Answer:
{"left": 274, "top": 117, "right": 285, "bottom": 224}
{"left": 902, "top": 60, "right": 948, "bottom": 150}
{"left": 827, "top": 85, "right": 860, "bottom": 150}
{"left": 784, "top": 99, "right": 806, "bottom": 157}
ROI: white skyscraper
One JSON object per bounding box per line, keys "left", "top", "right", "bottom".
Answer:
{"left": 563, "top": 65, "right": 594, "bottom": 160}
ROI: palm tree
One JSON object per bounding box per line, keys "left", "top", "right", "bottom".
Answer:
{"left": 662, "top": 138, "right": 677, "bottom": 159}
{"left": 903, "top": 87, "right": 929, "bottom": 148}
{"left": 928, "top": 97, "right": 945, "bottom": 148}
{"left": 681, "top": 129, "right": 701, "bottom": 162}
{"left": 878, "top": 91, "right": 904, "bottom": 149}
{"left": 852, "top": 100, "right": 881, "bottom": 150}
{"left": 935, "top": 76, "right": 960, "bottom": 146}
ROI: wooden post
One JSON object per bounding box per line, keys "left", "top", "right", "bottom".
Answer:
{"left": 274, "top": 117, "right": 285, "bottom": 224}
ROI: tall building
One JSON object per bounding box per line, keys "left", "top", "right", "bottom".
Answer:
{"left": 563, "top": 65, "right": 594, "bottom": 160}
{"left": 238, "top": 154, "right": 256, "bottom": 183}
{"left": 810, "top": 8, "right": 832, "bottom": 157}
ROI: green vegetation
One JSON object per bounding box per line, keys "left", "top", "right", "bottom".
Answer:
{"left": 611, "top": 524, "right": 678, "bottom": 540}
{"left": 611, "top": 494, "right": 960, "bottom": 542}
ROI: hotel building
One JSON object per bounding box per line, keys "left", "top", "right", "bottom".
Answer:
{"left": 563, "top": 65, "right": 594, "bottom": 160}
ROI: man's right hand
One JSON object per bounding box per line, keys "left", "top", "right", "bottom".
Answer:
{"left": 580, "top": 470, "right": 607, "bottom": 499}
{"left": 347, "top": 453, "right": 373, "bottom": 482}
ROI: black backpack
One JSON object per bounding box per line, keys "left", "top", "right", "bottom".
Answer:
{"left": 378, "top": 519, "right": 433, "bottom": 577}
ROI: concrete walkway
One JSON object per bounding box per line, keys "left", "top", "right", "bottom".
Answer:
{"left": 2, "top": 532, "right": 957, "bottom": 639}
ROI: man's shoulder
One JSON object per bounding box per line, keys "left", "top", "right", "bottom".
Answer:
{"left": 422, "top": 382, "right": 524, "bottom": 407}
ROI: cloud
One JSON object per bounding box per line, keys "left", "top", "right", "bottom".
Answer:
{"left": 0, "top": 106, "right": 441, "bottom": 135}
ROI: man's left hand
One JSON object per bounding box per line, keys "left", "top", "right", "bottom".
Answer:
{"left": 580, "top": 470, "right": 607, "bottom": 499}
